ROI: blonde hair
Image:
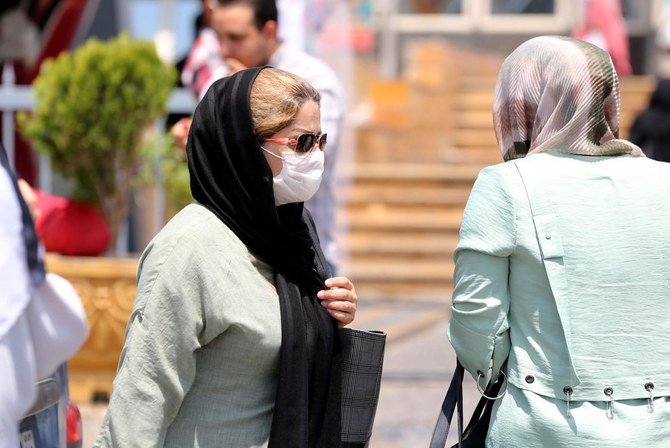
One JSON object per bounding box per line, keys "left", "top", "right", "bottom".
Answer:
{"left": 250, "top": 68, "right": 321, "bottom": 139}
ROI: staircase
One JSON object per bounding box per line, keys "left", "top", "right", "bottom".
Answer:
{"left": 341, "top": 41, "right": 654, "bottom": 301}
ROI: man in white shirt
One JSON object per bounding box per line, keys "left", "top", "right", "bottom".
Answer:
{"left": 177, "top": 0, "right": 344, "bottom": 270}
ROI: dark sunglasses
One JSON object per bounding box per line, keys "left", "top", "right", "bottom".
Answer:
{"left": 264, "top": 133, "right": 327, "bottom": 156}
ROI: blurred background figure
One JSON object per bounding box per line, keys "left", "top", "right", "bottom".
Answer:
{"left": 573, "top": 0, "right": 632, "bottom": 75}
{"left": 1, "top": 143, "right": 88, "bottom": 447}
{"left": 629, "top": 78, "right": 670, "bottom": 162}
{"left": 175, "top": 0, "right": 345, "bottom": 271}
{"left": 179, "top": 0, "right": 226, "bottom": 101}
{"left": 0, "top": 0, "right": 121, "bottom": 185}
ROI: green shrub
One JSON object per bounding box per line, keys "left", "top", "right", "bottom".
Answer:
{"left": 19, "top": 33, "right": 177, "bottom": 249}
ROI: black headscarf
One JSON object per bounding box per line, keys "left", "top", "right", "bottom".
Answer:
{"left": 186, "top": 67, "right": 341, "bottom": 447}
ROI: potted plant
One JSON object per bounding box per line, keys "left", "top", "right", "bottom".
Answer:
{"left": 19, "top": 33, "right": 176, "bottom": 252}
{"left": 17, "top": 34, "right": 177, "bottom": 401}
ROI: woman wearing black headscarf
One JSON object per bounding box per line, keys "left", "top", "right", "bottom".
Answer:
{"left": 94, "top": 67, "right": 356, "bottom": 447}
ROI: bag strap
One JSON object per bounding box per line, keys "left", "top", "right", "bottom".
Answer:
{"left": 429, "top": 361, "right": 464, "bottom": 448}
{"left": 430, "top": 360, "right": 507, "bottom": 448}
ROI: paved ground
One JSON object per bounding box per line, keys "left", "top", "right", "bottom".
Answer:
{"left": 80, "top": 297, "right": 483, "bottom": 447}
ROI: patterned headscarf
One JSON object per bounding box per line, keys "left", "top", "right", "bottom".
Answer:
{"left": 493, "top": 35, "right": 644, "bottom": 161}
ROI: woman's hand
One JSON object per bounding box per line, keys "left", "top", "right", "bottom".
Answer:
{"left": 170, "top": 117, "right": 192, "bottom": 151}
{"left": 317, "top": 277, "right": 357, "bottom": 328}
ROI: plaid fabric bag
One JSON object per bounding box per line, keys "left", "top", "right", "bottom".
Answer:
{"left": 340, "top": 327, "right": 386, "bottom": 448}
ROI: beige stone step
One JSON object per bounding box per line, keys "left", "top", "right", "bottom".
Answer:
{"left": 352, "top": 282, "right": 453, "bottom": 301}
{"left": 455, "top": 91, "right": 494, "bottom": 109}
{"left": 352, "top": 163, "right": 481, "bottom": 183}
{"left": 452, "top": 129, "right": 498, "bottom": 148}
{"left": 347, "top": 208, "right": 462, "bottom": 231}
{"left": 458, "top": 77, "right": 497, "bottom": 91}
{"left": 440, "top": 147, "right": 500, "bottom": 165}
{"left": 454, "top": 110, "right": 495, "bottom": 129}
{"left": 346, "top": 258, "right": 454, "bottom": 282}
{"left": 345, "top": 232, "right": 459, "bottom": 257}
{"left": 346, "top": 185, "right": 472, "bottom": 206}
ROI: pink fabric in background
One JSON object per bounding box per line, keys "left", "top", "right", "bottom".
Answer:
{"left": 573, "top": 0, "right": 632, "bottom": 76}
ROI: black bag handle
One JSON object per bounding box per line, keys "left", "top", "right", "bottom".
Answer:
{"left": 430, "top": 360, "right": 507, "bottom": 448}
{"left": 429, "top": 361, "right": 464, "bottom": 448}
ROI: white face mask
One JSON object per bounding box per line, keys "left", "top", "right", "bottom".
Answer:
{"left": 261, "top": 147, "right": 324, "bottom": 205}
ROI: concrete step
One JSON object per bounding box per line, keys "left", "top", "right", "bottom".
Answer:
{"left": 346, "top": 185, "right": 472, "bottom": 207}
{"left": 440, "top": 147, "right": 500, "bottom": 165}
{"left": 347, "top": 258, "right": 454, "bottom": 282}
{"left": 353, "top": 282, "right": 453, "bottom": 301}
{"left": 347, "top": 208, "right": 462, "bottom": 231}
{"left": 345, "top": 232, "right": 459, "bottom": 257}
{"left": 352, "top": 163, "right": 481, "bottom": 183}
{"left": 454, "top": 110, "right": 495, "bottom": 129}
{"left": 345, "top": 259, "right": 455, "bottom": 301}
{"left": 451, "top": 129, "right": 498, "bottom": 148}
{"left": 455, "top": 91, "right": 494, "bottom": 109}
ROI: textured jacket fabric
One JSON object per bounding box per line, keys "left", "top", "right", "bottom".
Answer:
{"left": 94, "top": 204, "right": 281, "bottom": 447}
{"left": 448, "top": 153, "right": 670, "bottom": 446}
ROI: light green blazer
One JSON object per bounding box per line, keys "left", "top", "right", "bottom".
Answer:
{"left": 448, "top": 153, "right": 670, "bottom": 446}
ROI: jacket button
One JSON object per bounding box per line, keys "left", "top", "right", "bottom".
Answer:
{"left": 545, "top": 233, "right": 552, "bottom": 240}
{"left": 525, "top": 375, "right": 535, "bottom": 384}
{"left": 563, "top": 386, "right": 573, "bottom": 395}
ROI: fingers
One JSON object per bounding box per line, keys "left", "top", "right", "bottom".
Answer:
{"left": 317, "top": 276, "right": 358, "bottom": 327}
{"left": 225, "top": 58, "right": 247, "bottom": 75}
{"left": 170, "top": 118, "right": 191, "bottom": 151}
{"left": 318, "top": 287, "right": 352, "bottom": 301}
{"left": 327, "top": 310, "right": 355, "bottom": 327}
{"left": 324, "top": 276, "right": 354, "bottom": 291}
{"left": 17, "top": 179, "right": 39, "bottom": 219}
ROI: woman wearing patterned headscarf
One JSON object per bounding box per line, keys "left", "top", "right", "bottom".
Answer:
{"left": 95, "top": 67, "right": 357, "bottom": 447}
{"left": 448, "top": 36, "right": 670, "bottom": 446}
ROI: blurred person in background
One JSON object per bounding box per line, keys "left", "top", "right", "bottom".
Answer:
{"left": 573, "top": 0, "right": 632, "bottom": 75}
{"left": 173, "top": 0, "right": 344, "bottom": 271}
{"left": 449, "top": 36, "right": 670, "bottom": 447}
{"left": 94, "top": 67, "right": 356, "bottom": 447}
{"left": 0, "top": 143, "right": 88, "bottom": 447}
{"left": 629, "top": 78, "right": 670, "bottom": 162}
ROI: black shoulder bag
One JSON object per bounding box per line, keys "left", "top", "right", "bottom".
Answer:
{"left": 429, "top": 361, "right": 506, "bottom": 448}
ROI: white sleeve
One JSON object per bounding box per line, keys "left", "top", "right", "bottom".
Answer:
{"left": 0, "top": 167, "right": 31, "bottom": 339}
{"left": 27, "top": 273, "right": 89, "bottom": 380}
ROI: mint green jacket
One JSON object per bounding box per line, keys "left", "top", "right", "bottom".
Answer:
{"left": 448, "top": 153, "right": 670, "bottom": 446}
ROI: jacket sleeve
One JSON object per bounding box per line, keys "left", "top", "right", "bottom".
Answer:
{"left": 94, "top": 239, "right": 208, "bottom": 447}
{"left": 448, "top": 165, "right": 516, "bottom": 382}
